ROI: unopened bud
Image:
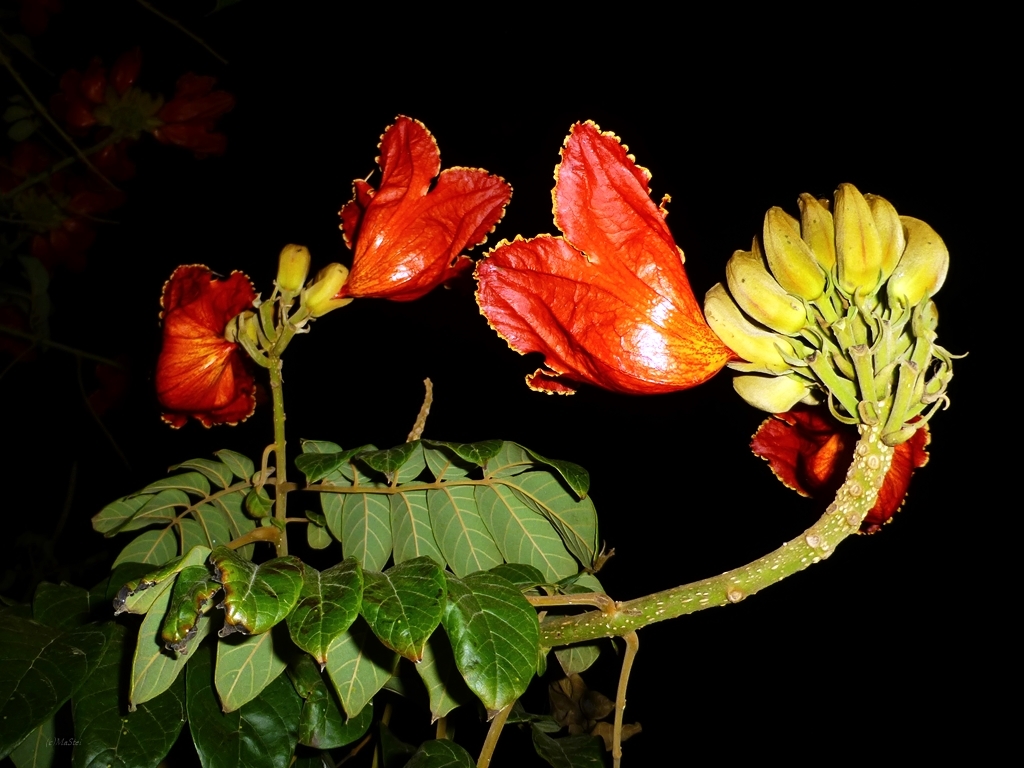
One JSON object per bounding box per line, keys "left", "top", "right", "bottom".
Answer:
{"left": 725, "top": 242, "right": 806, "bottom": 335}
{"left": 276, "top": 244, "right": 311, "bottom": 293}
{"left": 733, "top": 373, "right": 815, "bottom": 413}
{"left": 835, "top": 183, "right": 883, "bottom": 296}
{"left": 797, "top": 194, "right": 836, "bottom": 271}
{"left": 301, "top": 263, "right": 352, "bottom": 317}
{"left": 763, "top": 207, "right": 826, "bottom": 300}
{"left": 704, "top": 283, "right": 797, "bottom": 374}
{"left": 886, "top": 217, "right": 948, "bottom": 310}
{"left": 865, "top": 194, "right": 905, "bottom": 283}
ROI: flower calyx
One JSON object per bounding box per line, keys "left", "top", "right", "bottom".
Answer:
{"left": 706, "top": 183, "right": 957, "bottom": 446}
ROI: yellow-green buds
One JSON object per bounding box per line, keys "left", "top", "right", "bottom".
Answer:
{"left": 865, "top": 194, "right": 905, "bottom": 282}
{"left": 301, "top": 263, "right": 352, "bottom": 317}
{"left": 797, "top": 194, "right": 836, "bottom": 271}
{"left": 763, "top": 207, "right": 826, "bottom": 300}
{"left": 704, "top": 283, "right": 797, "bottom": 373}
{"left": 886, "top": 217, "right": 948, "bottom": 310}
{"left": 276, "top": 244, "right": 311, "bottom": 294}
{"left": 725, "top": 242, "right": 807, "bottom": 335}
{"left": 835, "top": 183, "right": 884, "bottom": 296}
{"left": 733, "top": 373, "right": 815, "bottom": 413}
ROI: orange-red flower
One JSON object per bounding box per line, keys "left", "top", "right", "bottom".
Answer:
{"left": 475, "top": 121, "right": 732, "bottom": 394}
{"left": 153, "top": 74, "right": 235, "bottom": 157}
{"left": 156, "top": 265, "right": 256, "bottom": 428}
{"left": 751, "top": 407, "right": 930, "bottom": 533}
{"left": 337, "top": 116, "right": 511, "bottom": 302}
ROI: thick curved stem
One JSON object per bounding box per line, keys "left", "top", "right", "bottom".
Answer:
{"left": 477, "top": 702, "right": 513, "bottom": 768}
{"left": 539, "top": 423, "right": 894, "bottom": 647}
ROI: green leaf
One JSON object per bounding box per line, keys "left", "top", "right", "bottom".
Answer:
{"left": 142, "top": 471, "right": 211, "bottom": 497}
{"left": 476, "top": 485, "right": 578, "bottom": 582}
{"left": 428, "top": 485, "right": 502, "bottom": 577}
{"left": 379, "top": 721, "right": 418, "bottom": 767}
{"left": 180, "top": 504, "right": 234, "bottom": 551}
{"left": 211, "top": 547, "right": 304, "bottom": 635}
{"left": 4, "top": 104, "right": 34, "bottom": 121}
{"left": 9, "top": 715, "right": 54, "bottom": 768}
{"left": 324, "top": 619, "right": 398, "bottom": 718}
{"left": 92, "top": 495, "right": 148, "bottom": 535}
{"left": 422, "top": 444, "right": 475, "bottom": 481}
{"left": 508, "top": 472, "right": 599, "bottom": 569}
{"left": 295, "top": 448, "right": 359, "bottom": 484}
{"left": 307, "top": 521, "right": 333, "bottom": 549}
{"left": 8, "top": 118, "right": 36, "bottom": 142}
{"left": 33, "top": 582, "right": 90, "bottom": 630}
{"left": 520, "top": 446, "right": 590, "bottom": 499}
{"left": 360, "top": 557, "right": 446, "bottom": 662}
{"left": 390, "top": 490, "right": 445, "bottom": 566}
{"left": 160, "top": 566, "right": 220, "bottom": 652}
{"left": 441, "top": 571, "right": 540, "bottom": 713}
{"left": 488, "top": 563, "right": 547, "bottom": 592}
{"left": 530, "top": 725, "right": 606, "bottom": 768}
{"left": 187, "top": 640, "right": 301, "bottom": 768}
{"left": 131, "top": 586, "right": 212, "bottom": 708}
{"left": 113, "top": 546, "right": 212, "bottom": 616}
{"left": 112, "top": 527, "right": 179, "bottom": 569}
{"left": 359, "top": 442, "right": 421, "bottom": 481}
{"left": 415, "top": 630, "right": 474, "bottom": 721}
{"left": 406, "top": 739, "right": 476, "bottom": 768}
{"left": 170, "top": 459, "right": 234, "bottom": 489}
{"left": 300, "top": 439, "right": 343, "bottom": 454}
{"left": 244, "top": 486, "right": 273, "bottom": 518}
{"left": 482, "top": 441, "right": 535, "bottom": 477}
{"left": 289, "top": 655, "right": 373, "bottom": 750}
{"left": 214, "top": 449, "right": 255, "bottom": 481}
{"left": 287, "top": 558, "right": 363, "bottom": 665}
{"left": 341, "top": 492, "right": 392, "bottom": 572}
{"left": 554, "top": 642, "right": 602, "bottom": 676}
{"left": 0, "top": 618, "right": 107, "bottom": 758}
{"left": 212, "top": 490, "right": 255, "bottom": 559}
{"left": 72, "top": 623, "right": 185, "bottom": 768}
{"left": 425, "top": 439, "right": 504, "bottom": 466}
{"left": 119, "top": 489, "right": 190, "bottom": 533}
{"left": 215, "top": 629, "right": 288, "bottom": 713}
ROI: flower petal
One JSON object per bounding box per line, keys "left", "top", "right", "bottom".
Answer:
{"left": 339, "top": 116, "right": 511, "bottom": 302}
{"left": 156, "top": 265, "right": 256, "bottom": 428}
{"left": 476, "top": 122, "right": 730, "bottom": 395}
{"left": 751, "top": 407, "right": 930, "bottom": 532}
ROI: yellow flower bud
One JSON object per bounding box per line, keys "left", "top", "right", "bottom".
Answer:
{"left": 865, "top": 194, "right": 905, "bottom": 283}
{"left": 725, "top": 242, "right": 806, "bottom": 335}
{"left": 886, "top": 217, "right": 948, "bottom": 310}
{"left": 301, "top": 263, "right": 353, "bottom": 317}
{"left": 276, "top": 244, "right": 311, "bottom": 293}
{"left": 704, "top": 283, "right": 796, "bottom": 374}
{"left": 763, "top": 207, "right": 826, "bottom": 300}
{"left": 732, "top": 373, "right": 815, "bottom": 413}
{"left": 797, "top": 194, "right": 836, "bottom": 271}
{"left": 835, "top": 183, "right": 883, "bottom": 295}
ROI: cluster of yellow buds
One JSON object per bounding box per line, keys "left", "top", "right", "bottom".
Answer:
{"left": 704, "top": 184, "right": 954, "bottom": 446}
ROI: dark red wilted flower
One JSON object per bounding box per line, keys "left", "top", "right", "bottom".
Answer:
{"left": 751, "top": 407, "right": 930, "bottom": 533}
{"left": 156, "top": 265, "right": 256, "bottom": 428}
{"left": 153, "top": 74, "right": 235, "bottom": 156}
{"left": 337, "top": 116, "right": 511, "bottom": 302}
{"left": 19, "top": 0, "right": 62, "bottom": 36}
{"left": 476, "top": 121, "right": 732, "bottom": 394}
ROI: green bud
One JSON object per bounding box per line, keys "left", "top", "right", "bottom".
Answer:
{"left": 835, "top": 183, "right": 883, "bottom": 296}
{"left": 732, "top": 373, "right": 815, "bottom": 413}
{"left": 886, "top": 217, "right": 948, "bottom": 310}
{"left": 276, "top": 244, "right": 311, "bottom": 293}
{"left": 301, "top": 263, "right": 352, "bottom": 317}
{"left": 797, "top": 194, "right": 836, "bottom": 271}
{"left": 704, "top": 283, "right": 796, "bottom": 374}
{"left": 865, "top": 194, "right": 905, "bottom": 283}
{"left": 763, "top": 206, "right": 826, "bottom": 300}
{"left": 725, "top": 242, "right": 806, "bottom": 335}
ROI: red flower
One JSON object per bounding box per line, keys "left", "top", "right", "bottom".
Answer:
{"left": 155, "top": 265, "right": 256, "bottom": 428}
{"left": 751, "top": 407, "right": 930, "bottom": 533}
{"left": 475, "top": 121, "right": 732, "bottom": 394}
{"left": 337, "top": 116, "right": 511, "bottom": 302}
{"left": 51, "top": 57, "right": 107, "bottom": 132}
{"left": 19, "top": 0, "right": 62, "bottom": 36}
{"left": 153, "top": 74, "right": 234, "bottom": 157}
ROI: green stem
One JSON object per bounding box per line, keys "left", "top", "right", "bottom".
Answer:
{"left": 538, "top": 423, "right": 894, "bottom": 647}
{"left": 477, "top": 702, "right": 513, "bottom": 768}
{"left": 0, "top": 325, "right": 126, "bottom": 368}
{"left": 269, "top": 354, "right": 289, "bottom": 556}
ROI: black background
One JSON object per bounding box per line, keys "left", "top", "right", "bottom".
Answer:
{"left": 3, "top": 2, "right": 998, "bottom": 764}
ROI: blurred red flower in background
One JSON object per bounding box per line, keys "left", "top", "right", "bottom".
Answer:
{"left": 156, "top": 265, "right": 256, "bottom": 428}
{"left": 476, "top": 121, "right": 732, "bottom": 394}
{"left": 153, "top": 74, "right": 235, "bottom": 156}
{"left": 337, "top": 116, "right": 511, "bottom": 302}
{"left": 751, "top": 407, "right": 930, "bottom": 533}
